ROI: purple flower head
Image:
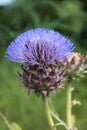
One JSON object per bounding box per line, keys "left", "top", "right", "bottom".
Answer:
{"left": 6, "top": 28, "right": 74, "bottom": 65}
{"left": 6, "top": 28, "right": 74, "bottom": 96}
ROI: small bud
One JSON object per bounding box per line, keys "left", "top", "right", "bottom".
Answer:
{"left": 65, "top": 53, "right": 87, "bottom": 80}
{"left": 72, "top": 99, "right": 81, "bottom": 106}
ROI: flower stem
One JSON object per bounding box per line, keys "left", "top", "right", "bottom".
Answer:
{"left": 66, "top": 85, "right": 72, "bottom": 130}
{"left": 42, "top": 96, "right": 56, "bottom": 130}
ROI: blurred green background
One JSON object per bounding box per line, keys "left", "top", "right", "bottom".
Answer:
{"left": 0, "top": 0, "right": 87, "bottom": 130}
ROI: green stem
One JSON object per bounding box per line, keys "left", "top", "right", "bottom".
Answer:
{"left": 42, "top": 96, "right": 56, "bottom": 130}
{"left": 66, "top": 85, "right": 72, "bottom": 130}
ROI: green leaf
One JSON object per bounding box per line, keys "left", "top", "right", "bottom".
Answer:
{"left": 11, "top": 122, "right": 23, "bottom": 130}
{"left": 0, "top": 113, "right": 23, "bottom": 130}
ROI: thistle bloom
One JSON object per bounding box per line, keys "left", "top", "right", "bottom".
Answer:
{"left": 6, "top": 28, "right": 74, "bottom": 96}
